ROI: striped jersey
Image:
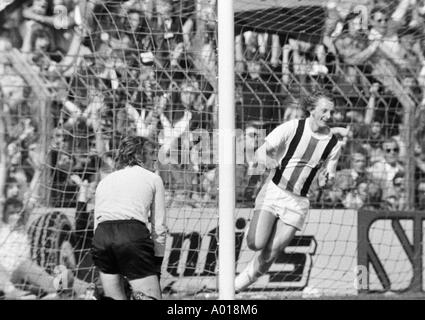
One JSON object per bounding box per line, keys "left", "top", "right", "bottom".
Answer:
{"left": 266, "top": 118, "right": 341, "bottom": 197}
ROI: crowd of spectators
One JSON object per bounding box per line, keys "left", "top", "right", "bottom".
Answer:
{"left": 0, "top": 0, "right": 218, "bottom": 211}
{"left": 1, "top": 0, "right": 425, "bottom": 221}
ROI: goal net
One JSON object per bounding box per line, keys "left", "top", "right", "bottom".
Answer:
{"left": 0, "top": 0, "right": 424, "bottom": 299}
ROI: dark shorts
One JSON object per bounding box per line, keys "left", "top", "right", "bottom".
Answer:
{"left": 91, "top": 220, "right": 160, "bottom": 280}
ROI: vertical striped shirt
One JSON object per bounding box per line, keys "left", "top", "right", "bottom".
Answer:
{"left": 267, "top": 118, "right": 341, "bottom": 197}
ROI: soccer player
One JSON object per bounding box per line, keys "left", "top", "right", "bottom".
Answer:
{"left": 92, "top": 136, "right": 167, "bottom": 300}
{"left": 235, "top": 90, "right": 342, "bottom": 291}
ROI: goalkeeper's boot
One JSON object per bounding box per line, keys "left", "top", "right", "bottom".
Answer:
{"left": 235, "top": 269, "right": 257, "bottom": 293}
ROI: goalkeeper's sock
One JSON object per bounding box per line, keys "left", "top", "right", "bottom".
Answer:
{"left": 235, "top": 259, "right": 258, "bottom": 292}
{"left": 235, "top": 271, "right": 256, "bottom": 292}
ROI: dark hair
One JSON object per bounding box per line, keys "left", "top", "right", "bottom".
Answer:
{"left": 2, "top": 197, "right": 23, "bottom": 224}
{"left": 350, "top": 144, "right": 369, "bottom": 165}
{"left": 300, "top": 90, "right": 334, "bottom": 117}
{"left": 124, "top": 8, "right": 145, "bottom": 34}
{"left": 115, "top": 136, "right": 157, "bottom": 170}
{"left": 30, "top": 27, "right": 54, "bottom": 51}
{"left": 366, "top": 181, "right": 383, "bottom": 204}
{"left": 3, "top": 176, "right": 18, "bottom": 198}
{"left": 341, "top": 11, "right": 363, "bottom": 34}
{"left": 370, "top": 6, "right": 389, "bottom": 19}
{"left": 127, "top": 7, "right": 143, "bottom": 15}
{"left": 5, "top": 176, "right": 18, "bottom": 185}
{"left": 345, "top": 11, "right": 361, "bottom": 22}
{"left": 371, "top": 116, "right": 383, "bottom": 124}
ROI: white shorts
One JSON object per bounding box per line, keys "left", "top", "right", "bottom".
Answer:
{"left": 255, "top": 180, "right": 310, "bottom": 230}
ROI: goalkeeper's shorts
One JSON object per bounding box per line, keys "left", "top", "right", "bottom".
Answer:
{"left": 91, "top": 220, "right": 160, "bottom": 280}
{"left": 255, "top": 180, "right": 310, "bottom": 230}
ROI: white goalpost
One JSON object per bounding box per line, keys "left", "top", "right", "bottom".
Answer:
{"left": 217, "top": 0, "right": 236, "bottom": 300}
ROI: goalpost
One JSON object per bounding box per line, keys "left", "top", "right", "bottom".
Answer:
{"left": 217, "top": 0, "right": 236, "bottom": 300}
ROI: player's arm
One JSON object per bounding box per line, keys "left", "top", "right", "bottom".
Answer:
{"left": 319, "top": 141, "right": 342, "bottom": 188}
{"left": 255, "top": 121, "right": 295, "bottom": 169}
{"left": 151, "top": 176, "right": 167, "bottom": 259}
{"left": 255, "top": 141, "right": 280, "bottom": 170}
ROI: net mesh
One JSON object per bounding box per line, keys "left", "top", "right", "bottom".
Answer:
{"left": 0, "top": 0, "right": 424, "bottom": 299}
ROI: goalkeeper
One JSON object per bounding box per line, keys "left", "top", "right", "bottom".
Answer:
{"left": 92, "top": 136, "right": 167, "bottom": 300}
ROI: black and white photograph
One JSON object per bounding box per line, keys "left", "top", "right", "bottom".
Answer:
{"left": 0, "top": 0, "right": 424, "bottom": 313}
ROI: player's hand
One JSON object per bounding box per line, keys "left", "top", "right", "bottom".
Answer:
{"left": 326, "top": 176, "right": 335, "bottom": 188}
{"left": 370, "top": 83, "right": 380, "bottom": 96}
{"left": 235, "top": 61, "right": 245, "bottom": 74}
{"left": 265, "top": 157, "right": 279, "bottom": 170}
{"left": 317, "top": 170, "right": 329, "bottom": 188}
{"left": 70, "top": 174, "right": 83, "bottom": 186}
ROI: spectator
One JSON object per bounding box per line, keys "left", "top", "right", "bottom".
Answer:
{"left": 21, "top": 27, "right": 58, "bottom": 73}
{"left": 362, "top": 118, "right": 386, "bottom": 165}
{"left": 20, "top": 0, "right": 51, "bottom": 56}
{"left": 157, "top": 80, "right": 195, "bottom": 206}
{"left": 386, "top": 171, "right": 407, "bottom": 210}
{"left": 283, "top": 96, "right": 304, "bottom": 122}
{"left": 286, "top": 38, "right": 328, "bottom": 90}
{"left": 398, "top": 26, "right": 425, "bottom": 71}
{"left": 0, "top": 7, "right": 23, "bottom": 48}
{"left": 348, "top": 82, "right": 386, "bottom": 164}
{"left": 0, "top": 47, "right": 27, "bottom": 113}
{"left": 6, "top": 141, "right": 29, "bottom": 198}
{"left": 315, "top": 184, "right": 346, "bottom": 209}
{"left": 153, "top": 0, "right": 186, "bottom": 67}
{"left": 191, "top": 0, "right": 217, "bottom": 73}
{"left": 3, "top": 176, "right": 21, "bottom": 201}
{"left": 336, "top": 144, "right": 370, "bottom": 191}
{"left": 359, "top": 180, "right": 387, "bottom": 211}
{"left": 0, "top": 198, "right": 90, "bottom": 299}
{"left": 281, "top": 42, "right": 292, "bottom": 85}
{"left": 333, "top": 11, "right": 379, "bottom": 92}
{"left": 235, "top": 32, "right": 260, "bottom": 74}
{"left": 122, "top": 6, "right": 155, "bottom": 59}
{"left": 368, "top": 138, "right": 404, "bottom": 200}
{"left": 342, "top": 178, "right": 365, "bottom": 209}
{"left": 21, "top": 0, "right": 49, "bottom": 30}
{"left": 344, "top": 83, "right": 388, "bottom": 164}
{"left": 51, "top": 0, "right": 84, "bottom": 52}
{"left": 417, "top": 180, "right": 425, "bottom": 210}
{"left": 58, "top": 27, "right": 93, "bottom": 78}
{"left": 392, "top": 122, "right": 408, "bottom": 160}
{"left": 369, "top": 2, "right": 415, "bottom": 71}
{"left": 200, "top": 165, "right": 217, "bottom": 205}
{"left": 369, "top": 1, "right": 418, "bottom": 105}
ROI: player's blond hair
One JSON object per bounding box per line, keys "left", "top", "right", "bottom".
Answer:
{"left": 301, "top": 90, "right": 334, "bottom": 117}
